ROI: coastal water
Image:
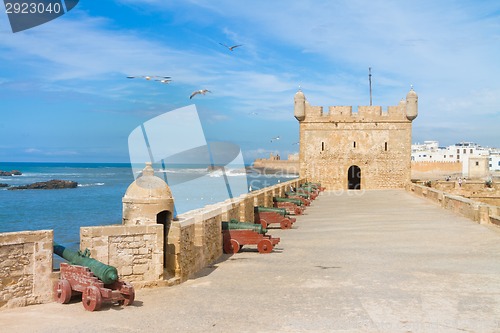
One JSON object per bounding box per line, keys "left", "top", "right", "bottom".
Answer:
{"left": 0, "top": 162, "right": 296, "bottom": 248}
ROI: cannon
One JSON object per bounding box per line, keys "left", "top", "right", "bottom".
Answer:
{"left": 286, "top": 191, "right": 310, "bottom": 199}
{"left": 254, "top": 206, "right": 295, "bottom": 229}
{"left": 298, "top": 185, "right": 319, "bottom": 196}
{"left": 273, "top": 197, "right": 304, "bottom": 215}
{"left": 222, "top": 219, "right": 280, "bottom": 254}
{"left": 285, "top": 192, "right": 311, "bottom": 205}
{"left": 304, "top": 182, "right": 325, "bottom": 191}
{"left": 53, "top": 243, "right": 135, "bottom": 311}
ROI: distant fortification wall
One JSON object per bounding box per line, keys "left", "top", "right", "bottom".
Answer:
{"left": 253, "top": 153, "right": 299, "bottom": 174}
{"left": 411, "top": 161, "right": 463, "bottom": 180}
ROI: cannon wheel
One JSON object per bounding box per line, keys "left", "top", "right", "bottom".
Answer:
{"left": 260, "top": 218, "right": 268, "bottom": 229}
{"left": 119, "top": 287, "right": 135, "bottom": 306}
{"left": 82, "top": 285, "right": 102, "bottom": 311}
{"left": 294, "top": 207, "right": 302, "bottom": 215}
{"left": 257, "top": 239, "right": 273, "bottom": 254}
{"left": 55, "top": 279, "right": 72, "bottom": 304}
{"left": 224, "top": 239, "right": 240, "bottom": 254}
{"left": 280, "top": 218, "right": 291, "bottom": 229}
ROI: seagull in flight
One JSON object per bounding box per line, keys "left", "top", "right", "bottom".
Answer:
{"left": 270, "top": 136, "right": 280, "bottom": 142}
{"left": 190, "top": 89, "right": 211, "bottom": 99}
{"left": 127, "top": 75, "right": 172, "bottom": 83}
{"left": 219, "top": 43, "right": 243, "bottom": 51}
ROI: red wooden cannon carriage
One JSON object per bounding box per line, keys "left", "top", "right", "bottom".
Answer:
{"left": 222, "top": 220, "right": 280, "bottom": 254}
{"left": 55, "top": 263, "right": 135, "bottom": 311}
{"left": 254, "top": 206, "right": 296, "bottom": 229}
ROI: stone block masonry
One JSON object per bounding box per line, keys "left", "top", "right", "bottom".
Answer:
{"left": 294, "top": 88, "right": 418, "bottom": 190}
{"left": 0, "top": 230, "right": 53, "bottom": 309}
{"left": 80, "top": 224, "right": 164, "bottom": 286}
{"left": 407, "top": 183, "right": 499, "bottom": 226}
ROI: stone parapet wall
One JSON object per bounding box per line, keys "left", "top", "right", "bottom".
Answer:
{"left": 80, "top": 224, "right": 164, "bottom": 286}
{"left": 407, "top": 183, "right": 498, "bottom": 225}
{"left": 0, "top": 177, "right": 306, "bottom": 310}
{"left": 0, "top": 230, "right": 53, "bottom": 309}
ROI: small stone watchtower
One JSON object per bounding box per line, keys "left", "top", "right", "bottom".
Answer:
{"left": 122, "top": 162, "right": 174, "bottom": 226}
{"left": 294, "top": 87, "right": 418, "bottom": 190}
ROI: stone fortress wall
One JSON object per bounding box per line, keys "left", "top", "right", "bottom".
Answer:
{"left": 410, "top": 161, "right": 463, "bottom": 180}
{"left": 407, "top": 182, "right": 500, "bottom": 226}
{"left": 294, "top": 88, "right": 418, "bottom": 190}
{"left": 252, "top": 153, "right": 299, "bottom": 175}
{"left": 0, "top": 163, "right": 306, "bottom": 309}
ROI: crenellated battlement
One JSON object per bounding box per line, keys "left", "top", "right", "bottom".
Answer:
{"left": 301, "top": 103, "right": 408, "bottom": 122}
{"left": 295, "top": 89, "right": 417, "bottom": 123}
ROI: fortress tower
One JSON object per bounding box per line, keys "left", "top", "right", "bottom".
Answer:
{"left": 294, "top": 87, "right": 418, "bottom": 190}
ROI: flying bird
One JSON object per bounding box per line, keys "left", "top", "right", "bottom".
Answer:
{"left": 190, "top": 89, "right": 211, "bottom": 99}
{"left": 219, "top": 43, "right": 243, "bottom": 51}
{"left": 270, "top": 136, "right": 280, "bottom": 142}
{"left": 127, "top": 75, "right": 171, "bottom": 82}
{"left": 155, "top": 78, "right": 172, "bottom": 84}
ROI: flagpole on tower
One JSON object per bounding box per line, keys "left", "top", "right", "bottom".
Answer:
{"left": 369, "top": 67, "right": 372, "bottom": 106}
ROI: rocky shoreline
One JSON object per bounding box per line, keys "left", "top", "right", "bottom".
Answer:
{"left": 0, "top": 170, "right": 22, "bottom": 176}
{"left": 7, "top": 179, "right": 78, "bottom": 190}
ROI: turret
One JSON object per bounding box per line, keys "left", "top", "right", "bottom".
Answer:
{"left": 294, "top": 89, "right": 305, "bottom": 121}
{"left": 405, "top": 86, "right": 418, "bottom": 121}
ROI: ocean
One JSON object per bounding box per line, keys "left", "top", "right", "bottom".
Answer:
{"left": 0, "top": 162, "right": 296, "bottom": 249}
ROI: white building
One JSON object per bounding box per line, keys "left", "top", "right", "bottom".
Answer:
{"left": 489, "top": 150, "right": 500, "bottom": 171}
{"left": 411, "top": 141, "right": 495, "bottom": 176}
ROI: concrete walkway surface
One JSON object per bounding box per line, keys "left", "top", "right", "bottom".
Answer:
{"left": 1, "top": 189, "right": 500, "bottom": 333}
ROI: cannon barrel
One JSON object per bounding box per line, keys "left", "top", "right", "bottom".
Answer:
{"left": 222, "top": 219, "right": 267, "bottom": 234}
{"left": 54, "top": 243, "right": 119, "bottom": 284}
{"left": 298, "top": 186, "right": 317, "bottom": 192}
{"left": 255, "top": 206, "right": 287, "bottom": 216}
{"left": 285, "top": 191, "right": 309, "bottom": 199}
{"left": 304, "top": 182, "right": 321, "bottom": 188}
{"left": 273, "top": 197, "right": 303, "bottom": 206}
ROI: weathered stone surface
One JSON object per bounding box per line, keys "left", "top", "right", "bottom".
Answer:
{"left": 8, "top": 179, "right": 78, "bottom": 190}
{"left": 294, "top": 89, "right": 417, "bottom": 190}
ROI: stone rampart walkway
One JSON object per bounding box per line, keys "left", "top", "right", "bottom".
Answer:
{"left": 2, "top": 189, "right": 500, "bottom": 332}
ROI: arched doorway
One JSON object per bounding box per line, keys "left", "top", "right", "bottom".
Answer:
{"left": 348, "top": 165, "right": 361, "bottom": 190}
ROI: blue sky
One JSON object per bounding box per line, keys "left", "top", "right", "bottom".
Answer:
{"left": 0, "top": 0, "right": 499, "bottom": 163}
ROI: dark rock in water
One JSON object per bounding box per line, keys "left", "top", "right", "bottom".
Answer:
{"left": 0, "top": 183, "right": 9, "bottom": 188}
{"left": 0, "top": 170, "right": 22, "bottom": 176}
{"left": 8, "top": 179, "right": 78, "bottom": 190}
{"left": 207, "top": 165, "right": 225, "bottom": 172}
